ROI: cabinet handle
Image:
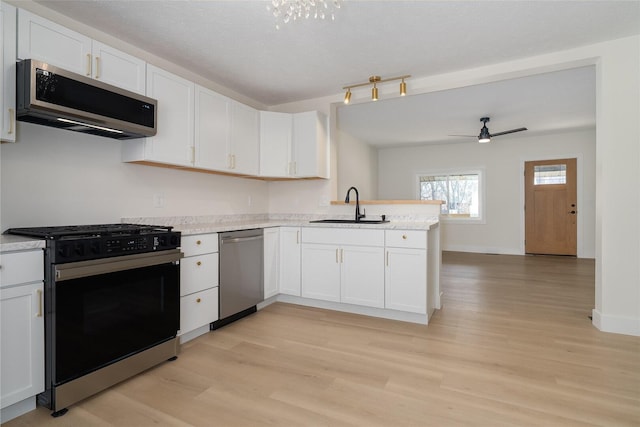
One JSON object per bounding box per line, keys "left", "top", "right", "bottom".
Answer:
{"left": 37, "top": 289, "right": 43, "bottom": 317}
{"left": 386, "top": 251, "right": 389, "bottom": 266}
{"left": 8, "top": 108, "right": 15, "bottom": 135}
{"left": 340, "top": 249, "right": 343, "bottom": 264}
{"left": 86, "top": 54, "right": 92, "bottom": 76}
{"left": 296, "top": 230, "right": 299, "bottom": 244}
{"left": 402, "top": 234, "right": 407, "bottom": 240}
{"left": 196, "top": 261, "right": 202, "bottom": 266}
{"left": 196, "top": 298, "right": 201, "bottom": 303}
{"left": 95, "top": 56, "right": 100, "bottom": 79}
{"left": 336, "top": 248, "right": 339, "bottom": 263}
{"left": 232, "top": 154, "right": 236, "bottom": 169}
{"left": 196, "top": 240, "right": 202, "bottom": 245}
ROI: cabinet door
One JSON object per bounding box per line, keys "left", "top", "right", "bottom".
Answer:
{"left": 280, "top": 227, "right": 301, "bottom": 296}
{"left": 180, "top": 253, "right": 218, "bottom": 296}
{"left": 264, "top": 228, "right": 280, "bottom": 299}
{"left": 0, "top": 282, "right": 44, "bottom": 409}
{"left": 194, "top": 85, "right": 230, "bottom": 171}
{"left": 145, "top": 64, "right": 194, "bottom": 166}
{"left": 1, "top": 2, "right": 17, "bottom": 142}
{"left": 301, "top": 243, "right": 340, "bottom": 302}
{"left": 385, "top": 247, "right": 427, "bottom": 314}
{"left": 17, "top": 9, "right": 92, "bottom": 75}
{"left": 91, "top": 41, "right": 145, "bottom": 94}
{"left": 341, "top": 245, "right": 385, "bottom": 308}
{"left": 259, "top": 111, "right": 291, "bottom": 177}
{"left": 230, "top": 101, "right": 259, "bottom": 175}
{"left": 293, "top": 111, "right": 328, "bottom": 178}
{"left": 179, "top": 287, "right": 218, "bottom": 335}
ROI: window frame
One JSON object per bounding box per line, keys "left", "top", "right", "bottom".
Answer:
{"left": 415, "top": 168, "right": 486, "bottom": 224}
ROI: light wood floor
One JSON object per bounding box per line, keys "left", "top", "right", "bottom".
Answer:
{"left": 5, "top": 252, "right": 640, "bottom": 426}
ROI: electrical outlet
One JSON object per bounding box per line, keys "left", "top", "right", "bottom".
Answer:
{"left": 153, "top": 193, "right": 165, "bottom": 208}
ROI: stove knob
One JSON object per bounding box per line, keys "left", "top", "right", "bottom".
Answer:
{"left": 90, "top": 241, "right": 101, "bottom": 254}
{"left": 158, "top": 236, "right": 167, "bottom": 246}
{"left": 74, "top": 243, "right": 85, "bottom": 256}
{"left": 58, "top": 244, "right": 72, "bottom": 259}
{"left": 170, "top": 235, "right": 179, "bottom": 246}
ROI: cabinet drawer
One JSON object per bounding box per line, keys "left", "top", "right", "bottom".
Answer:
{"left": 181, "top": 233, "right": 218, "bottom": 256}
{"left": 302, "top": 227, "right": 384, "bottom": 247}
{"left": 0, "top": 250, "right": 44, "bottom": 288}
{"left": 385, "top": 230, "right": 427, "bottom": 249}
{"left": 180, "top": 253, "right": 218, "bottom": 296}
{"left": 180, "top": 287, "right": 218, "bottom": 335}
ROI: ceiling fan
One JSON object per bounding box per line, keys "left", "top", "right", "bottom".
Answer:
{"left": 450, "top": 117, "right": 528, "bottom": 143}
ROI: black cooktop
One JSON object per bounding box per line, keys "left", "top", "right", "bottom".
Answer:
{"left": 5, "top": 223, "right": 173, "bottom": 240}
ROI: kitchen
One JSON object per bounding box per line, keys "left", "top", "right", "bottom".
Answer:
{"left": 1, "top": 0, "right": 639, "bottom": 425}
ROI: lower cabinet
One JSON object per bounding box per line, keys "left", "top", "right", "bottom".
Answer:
{"left": 263, "top": 228, "right": 279, "bottom": 299}
{"left": 0, "top": 249, "right": 44, "bottom": 421}
{"left": 384, "top": 230, "right": 427, "bottom": 314}
{"left": 301, "top": 228, "right": 385, "bottom": 308}
{"left": 179, "top": 233, "right": 218, "bottom": 341}
{"left": 279, "top": 227, "right": 301, "bottom": 296}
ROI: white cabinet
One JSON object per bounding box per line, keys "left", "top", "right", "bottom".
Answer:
{"left": 384, "top": 230, "right": 427, "bottom": 314}
{"left": 191, "top": 85, "right": 259, "bottom": 175}
{"left": 0, "top": 249, "right": 44, "bottom": 415}
{"left": 263, "top": 228, "right": 280, "bottom": 299}
{"left": 17, "top": 9, "right": 145, "bottom": 94}
{"left": 123, "top": 64, "right": 195, "bottom": 167}
{"left": 1, "top": 1, "right": 17, "bottom": 143}
{"left": 179, "top": 234, "right": 218, "bottom": 341}
{"left": 279, "top": 227, "right": 301, "bottom": 296}
{"left": 194, "top": 85, "right": 230, "bottom": 171}
{"left": 260, "top": 111, "right": 329, "bottom": 178}
{"left": 301, "top": 228, "right": 384, "bottom": 307}
{"left": 230, "top": 101, "right": 259, "bottom": 175}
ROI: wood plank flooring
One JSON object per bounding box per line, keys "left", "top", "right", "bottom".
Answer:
{"left": 5, "top": 252, "right": 640, "bottom": 426}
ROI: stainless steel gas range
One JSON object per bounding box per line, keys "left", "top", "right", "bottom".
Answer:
{"left": 5, "top": 224, "right": 183, "bottom": 417}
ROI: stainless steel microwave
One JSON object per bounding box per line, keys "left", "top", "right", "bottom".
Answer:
{"left": 16, "top": 59, "right": 157, "bottom": 140}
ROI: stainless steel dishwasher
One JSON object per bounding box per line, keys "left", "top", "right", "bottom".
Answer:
{"left": 212, "top": 229, "right": 264, "bottom": 329}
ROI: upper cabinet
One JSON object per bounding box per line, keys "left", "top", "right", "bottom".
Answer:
{"left": 17, "top": 9, "right": 145, "bottom": 94}
{"left": 123, "top": 65, "right": 194, "bottom": 167}
{"left": 1, "top": 1, "right": 17, "bottom": 143}
{"left": 230, "top": 101, "right": 259, "bottom": 176}
{"left": 260, "top": 110, "right": 329, "bottom": 179}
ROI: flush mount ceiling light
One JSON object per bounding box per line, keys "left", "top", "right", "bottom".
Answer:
{"left": 343, "top": 74, "right": 411, "bottom": 104}
{"left": 267, "top": 0, "right": 342, "bottom": 30}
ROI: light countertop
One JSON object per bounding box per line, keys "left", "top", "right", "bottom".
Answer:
{"left": 0, "top": 235, "right": 46, "bottom": 252}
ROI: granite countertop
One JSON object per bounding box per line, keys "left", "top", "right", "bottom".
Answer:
{"left": 124, "top": 215, "right": 439, "bottom": 236}
{"left": 0, "top": 235, "right": 46, "bottom": 252}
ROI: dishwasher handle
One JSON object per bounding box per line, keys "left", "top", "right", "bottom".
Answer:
{"left": 220, "top": 235, "right": 263, "bottom": 244}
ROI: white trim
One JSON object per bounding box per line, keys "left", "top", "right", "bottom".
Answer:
{"left": 0, "top": 397, "right": 36, "bottom": 424}
{"left": 415, "top": 167, "right": 486, "bottom": 224}
{"left": 442, "top": 244, "right": 521, "bottom": 256}
{"left": 519, "top": 154, "right": 585, "bottom": 257}
{"left": 592, "top": 309, "right": 640, "bottom": 336}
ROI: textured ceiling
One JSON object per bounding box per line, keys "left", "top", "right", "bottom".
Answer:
{"left": 34, "top": 1, "right": 640, "bottom": 106}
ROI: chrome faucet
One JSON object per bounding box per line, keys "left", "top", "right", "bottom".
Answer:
{"left": 345, "top": 186, "right": 366, "bottom": 222}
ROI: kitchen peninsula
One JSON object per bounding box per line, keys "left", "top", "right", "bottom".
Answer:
{"left": 123, "top": 212, "right": 441, "bottom": 341}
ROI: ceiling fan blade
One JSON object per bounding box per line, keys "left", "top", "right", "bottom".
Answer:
{"left": 490, "top": 127, "right": 528, "bottom": 137}
{"left": 447, "top": 134, "right": 477, "bottom": 137}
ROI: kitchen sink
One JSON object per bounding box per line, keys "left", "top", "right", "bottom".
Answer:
{"left": 309, "top": 219, "right": 390, "bottom": 224}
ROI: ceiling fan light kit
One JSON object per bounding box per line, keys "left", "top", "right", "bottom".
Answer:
{"left": 450, "top": 117, "right": 528, "bottom": 143}
{"left": 343, "top": 74, "right": 411, "bottom": 104}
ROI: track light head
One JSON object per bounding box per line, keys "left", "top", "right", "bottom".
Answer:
{"left": 400, "top": 79, "right": 407, "bottom": 96}
{"left": 372, "top": 85, "right": 378, "bottom": 101}
{"left": 344, "top": 89, "right": 352, "bottom": 104}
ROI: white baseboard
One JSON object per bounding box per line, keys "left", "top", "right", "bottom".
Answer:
{"left": 442, "top": 244, "right": 522, "bottom": 255}
{"left": 592, "top": 309, "right": 640, "bottom": 336}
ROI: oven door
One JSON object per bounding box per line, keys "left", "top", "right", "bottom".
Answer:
{"left": 52, "top": 249, "right": 181, "bottom": 386}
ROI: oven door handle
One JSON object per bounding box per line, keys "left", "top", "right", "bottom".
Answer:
{"left": 55, "top": 249, "right": 183, "bottom": 281}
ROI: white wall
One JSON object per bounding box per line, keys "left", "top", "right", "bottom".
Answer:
{"left": 0, "top": 123, "right": 269, "bottom": 228}
{"left": 377, "top": 129, "right": 596, "bottom": 257}
{"left": 336, "top": 129, "right": 378, "bottom": 200}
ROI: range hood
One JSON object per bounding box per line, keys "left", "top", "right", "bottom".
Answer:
{"left": 16, "top": 59, "right": 157, "bottom": 140}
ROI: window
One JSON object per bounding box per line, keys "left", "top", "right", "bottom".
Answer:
{"left": 534, "top": 164, "right": 567, "bottom": 185}
{"left": 418, "top": 170, "right": 483, "bottom": 221}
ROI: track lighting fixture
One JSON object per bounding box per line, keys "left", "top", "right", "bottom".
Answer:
{"left": 342, "top": 74, "right": 411, "bottom": 104}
